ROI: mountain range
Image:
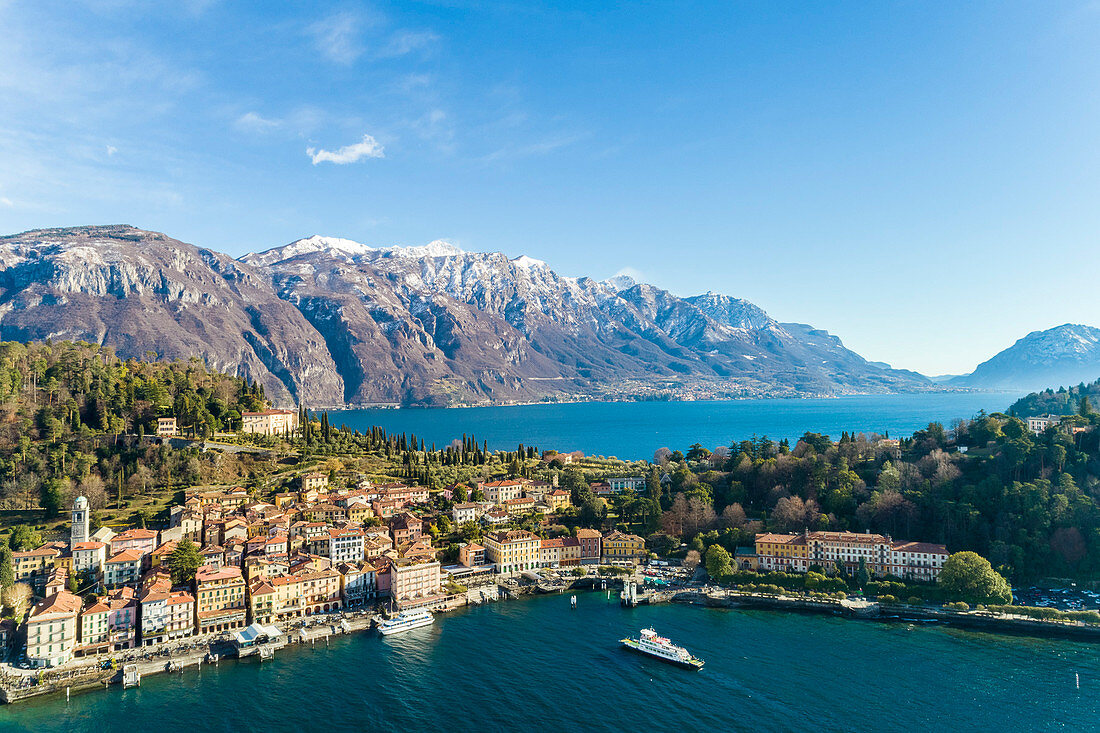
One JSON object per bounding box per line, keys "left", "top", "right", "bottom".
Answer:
{"left": 949, "top": 324, "right": 1100, "bottom": 392}
{"left": 0, "top": 225, "right": 935, "bottom": 407}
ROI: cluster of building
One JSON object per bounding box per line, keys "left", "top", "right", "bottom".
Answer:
{"left": 15, "top": 468, "right": 655, "bottom": 669}
{"left": 450, "top": 478, "right": 572, "bottom": 527}
{"left": 747, "top": 530, "right": 949, "bottom": 581}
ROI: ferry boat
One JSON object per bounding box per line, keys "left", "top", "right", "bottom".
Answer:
{"left": 620, "top": 628, "right": 704, "bottom": 670}
{"left": 378, "top": 609, "right": 434, "bottom": 636}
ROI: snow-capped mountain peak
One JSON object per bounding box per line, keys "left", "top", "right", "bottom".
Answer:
{"left": 243, "top": 236, "right": 464, "bottom": 267}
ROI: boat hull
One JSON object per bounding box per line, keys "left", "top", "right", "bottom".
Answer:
{"left": 379, "top": 617, "right": 434, "bottom": 636}
{"left": 620, "top": 639, "right": 704, "bottom": 670}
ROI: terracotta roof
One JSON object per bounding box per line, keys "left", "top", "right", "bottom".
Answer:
{"left": 891, "top": 541, "right": 948, "bottom": 554}
{"left": 30, "top": 590, "right": 82, "bottom": 619}
{"left": 114, "top": 528, "right": 158, "bottom": 540}
{"left": 196, "top": 566, "right": 243, "bottom": 583}
{"left": 106, "top": 549, "right": 144, "bottom": 564}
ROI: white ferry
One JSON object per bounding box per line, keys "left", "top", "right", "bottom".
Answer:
{"left": 620, "top": 628, "right": 704, "bottom": 669}
{"left": 378, "top": 609, "right": 435, "bottom": 636}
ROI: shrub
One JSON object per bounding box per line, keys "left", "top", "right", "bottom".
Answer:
{"left": 907, "top": 596, "right": 923, "bottom": 605}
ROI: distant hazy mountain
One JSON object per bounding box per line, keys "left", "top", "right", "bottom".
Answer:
{"left": 950, "top": 324, "right": 1100, "bottom": 391}
{"left": 0, "top": 225, "right": 931, "bottom": 406}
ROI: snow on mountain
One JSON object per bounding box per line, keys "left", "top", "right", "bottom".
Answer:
{"left": 951, "top": 324, "right": 1100, "bottom": 391}
{"left": 0, "top": 225, "right": 931, "bottom": 407}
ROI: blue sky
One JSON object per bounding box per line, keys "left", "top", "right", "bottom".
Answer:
{"left": 2, "top": 1, "right": 1099, "bottom": 376}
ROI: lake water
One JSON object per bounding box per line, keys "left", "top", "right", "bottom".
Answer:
{"left": 330, "top": 392, "right": 1021, "bottom": 460}
{"left": 3, "top": 593, "right": 1095, "bottom": 732}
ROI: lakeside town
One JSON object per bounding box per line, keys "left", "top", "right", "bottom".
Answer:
{"left": 0, "top": 406, "right": 960, "bottom": 688}
{"left": 0, "top": 349, "right": 1097, "bottom": 703}
{"left": 0, "top": 404, "right": 962, "bottom": 698}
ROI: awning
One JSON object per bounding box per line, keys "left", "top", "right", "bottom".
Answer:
{"left": 232, "top": 621, "right": 283, "bottom": 645}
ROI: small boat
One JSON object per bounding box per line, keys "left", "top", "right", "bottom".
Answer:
{"left": 620, "top": 628, "right": 704, "bottom": 670}
{"left": 378, "top": 609, "right": 434, "bottom": 636}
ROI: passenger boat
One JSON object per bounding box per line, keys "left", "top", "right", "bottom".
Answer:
{"left": 620, "top": 628, "right": 704, "bottom": 669}
{"left": 378, "top": 609, "right": 434, "bottom": 636}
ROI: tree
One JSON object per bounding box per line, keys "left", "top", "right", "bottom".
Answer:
{"left": 683, "top": 549, "right": 701, "bottom": 571}
{"left": 2, "top": 582, "right": 32, "bottom": 617}
{"left": 0, "top": 544, "right": 13, "bottom": 589}
{"left": 169, "top": 539, "right": 203, "bottom": 586}
{"left": 856, "top": 556, "right": 870, "bottom": 588}
{"left": 705, "top": 544, "right": 733, "bottom": 578}
{"left": 8, "top": 524, "right": 42, "bottom": 551}
{"left": 938, "top": 551, "right": 1012, "bottom": 604}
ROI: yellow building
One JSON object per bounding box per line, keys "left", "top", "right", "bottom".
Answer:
{"left": 754, "top": 533, "right": 809, "bottom": 571}
{"left": 241, "top": 408, "right": 299, "bottom": 436}
{"left": 482, "top": 530, "right": 541, "bottom": 575}
{"left": 13, "top": 547, "right": 60, "bottom": 584}
{"left": 195, "top": 566, "right": 246, "bottom": 634}
{"left": 601, "top": 531, "right": 646, "bottom": 565}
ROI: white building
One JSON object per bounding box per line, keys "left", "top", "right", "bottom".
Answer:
{"left": 72, "top": 541, "right": 108, "bottom": 578}
{"left": 607, "top": 477, "right": 646, "bottom": 492}
{"left": 887, "top": 541, "right": 949, "bottom": 581}
{"left": 1026, "top": 414, "right": 1062, "bottom": 435}
{"left": 452, "top": 502, "right": 482, "bottom": 525}
{"left": 328, "top": 528, "right": 365, "bottom": 564}
{"left": 26, "top": 591, "right": 82, "bottom": 668}
{"left": 139, "top": 590, "right": 195, "bottom": 646}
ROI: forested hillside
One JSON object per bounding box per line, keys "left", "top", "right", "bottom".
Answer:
{"left": 0, "top": 340, "right": 268, "bottom": 520}
{"left": 633, "top": 408, "right": 1100, "bottom": 581}
{"left": 1008, "top": 379, "right": 1100, "bottom": 418}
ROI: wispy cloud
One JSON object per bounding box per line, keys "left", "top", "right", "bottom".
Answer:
{"left": 0, "top": 197, "right": 13, "bottom": 208}
{"left": 106, "top": 145, "right": 118, "bottom": 156}
{"left": 307, "top": 134, "right": 385, "bottom": 165}
{"left": 235, "top": 111, "right": 280, "bottom": 133}
{"left": 482, "top": 132, "right": 586, "bottom": 163}
{"left": 378, "top": 30, "right": 438, "bottom": 58}
{"left": 309, "top": 11, "right": 367, "bottom": 65}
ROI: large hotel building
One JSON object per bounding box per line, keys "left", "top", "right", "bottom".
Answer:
{"left": 753, "top": 530, "right": 948, "bottom": 581}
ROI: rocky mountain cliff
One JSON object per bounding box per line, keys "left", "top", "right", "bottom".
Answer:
{"left": 0, "top": 226, "right": 931, "bottom": 406}
{"left": 0, "top": 226, "right": 343, "bottom": 405}
{"left": 950, "top": 324, "right": 1100, "bottom": 392}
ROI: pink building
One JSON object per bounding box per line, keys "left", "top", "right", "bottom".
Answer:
{"left": 110, "top": 528, "right": 159, "bottom": 561}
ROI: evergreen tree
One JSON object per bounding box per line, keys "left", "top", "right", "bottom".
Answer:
{"left": 169, "top": 539, "right": 204, "bottom": 586}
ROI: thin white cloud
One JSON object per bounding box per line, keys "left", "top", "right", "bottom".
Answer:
{"left": 309, "top": 11, "right": 366, "bottom": 65}
{"left": 106, "top": 145, "right": 117, "bottom": 156}
{"left": 307, "top": 134, "right": 385, "bottom": 165}
{"left": 0, "top": 196, "right": 13, "bottom": 208}
{"left": 235, "top": 111, "right": 280, "bottom": 133}
{"left": 378, "top": 30, "right": 438, "bottom": 58}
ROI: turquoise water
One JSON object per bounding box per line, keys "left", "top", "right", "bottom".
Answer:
{"left": 3, "top": 594, "right": 1096, "bottom": 732}
{"left": 331, "top": 392, "right": 1021, "bottom": 460}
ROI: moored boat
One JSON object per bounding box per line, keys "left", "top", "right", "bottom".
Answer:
{"left": 620, "top": 628, "right": 703, "bottom": 669}
{"left": 379, "top": 609, "right": 434, "bottom": 636}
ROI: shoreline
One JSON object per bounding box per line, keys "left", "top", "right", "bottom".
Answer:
{"left": 7, "top": 577, "right": 1100, "bottom": 707}
{"left": 666, "top": 589, "right": 1100, "bottom": 642}
{"left": 324, "top": 388, "right": 988, "bottom": 413}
